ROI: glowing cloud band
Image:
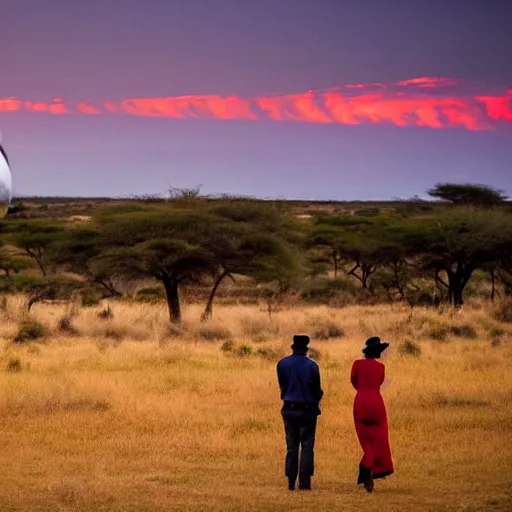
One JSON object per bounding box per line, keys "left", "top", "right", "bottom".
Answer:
{"left": 1, "top": 77, "right": 511, "bottom": 131}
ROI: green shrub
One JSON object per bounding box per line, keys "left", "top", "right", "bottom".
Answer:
{"left": 6, "top": 358, "right": 23, "bottom": 372}
{"left": 136, "top": 286, "right": 165, "bottom": 302}
{"left": 0, "top": 275, "right": 45, "bottom": 294}
{"left": 236, "top": 343, "right": 253, "bottom": 357}
{"left": 256, "top": 346, "right": 286, "bottom": 361}
{"left": 493, "top": 299, "right": 512, "bottom": 323}
{"left": 313, "top": 321, "right": 344, "bottom": 340}
{"left": 450, "top": 324, "right": 477, "bottom": 339}
{"left": 426, "top": 322, "right": 476, "bottom": 341}
{"left": 81, "top": 289, "right": 101, "bottom": 307}
{"left": 489, "top": 326, "right": 505, "bottom": 338}
{"left": 426, "top": 323, "right": 450, "bottom": 341}
{"left": 220, "top": 340, "right": 234, "bottom": 352}
{"left": 353, "top": 207, "right": 380, "bottom": 217}
{"left": 399, "top": 340, "right": 421, "bottom": 357}
{"left": 197, "top": 325, "right": 232, "bottom": 341}
{"left": 58, "top": 315, "right": 78, "bottom": 335}
{"left": 14, "top": 321, "right": 47, "bottom": 343}
{"left": 300, "top": 277, "right": 363, "bottom": 306}
{"left": 220, "top": 341, "right": 253, "bottom": 357}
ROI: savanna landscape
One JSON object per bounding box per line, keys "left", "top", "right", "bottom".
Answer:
{"left": 1, "top": 185, "right": 511, "bottom": 511}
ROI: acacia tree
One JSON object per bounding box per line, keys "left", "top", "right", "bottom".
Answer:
{"left": 369, "top": 221, "right": 430, "bottom": 308}
{"left": 342, "top": 232, "right": 386, "bottom": 290}
{"left": 8, "top": 221, "right": 67, "bottom": 276}
{"left": 93, "top": 239, "right": 216, "bottom": 324}
{"left": 200, "top": 202, "right": 303, "bottom": 320}
{"left": 310, "top": 216, "right": 373, "bottom": 278}
{"left": 427, "top": 183, "right": 507, "bottom": 206}
{"left": 495, "top": 240, "right": 512, "bottom": 296}
{"left": 49, "top": 226, "right": 122, "bottom": 297}
{"left": 90, "top": 209, "right": 225, "bottom": 324}
{"left": 0, "top": 240, "right": 35, "bottom": 277}
{"left": 201, "top": 232, "right": 301, "bottom": 320}
{"left": 417, "top": 209, "right": 512, "bottom": 307}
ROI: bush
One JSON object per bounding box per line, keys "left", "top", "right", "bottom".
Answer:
{"left": 136, "top": 286, "right": 165, "bottom": 302}
{"left": 166, "top": 324, "right": 183, "bottom": 339}
{"left": 81, "top": 289, "right": 101, "bottom": 307}
{"left": 313, "top": 321, "right": 344, "bottom": 340}
{"left": 450, "top": 324, "right": 477, "bottom": 339}
{"left": 104, "top": 326, "right": 123, "bottom": 342}
{"left": 6, "top": 358, "right": 23, "bottom": 372}
{"left": 58, "top": 315, "right": 78, "bottom": 335}
{"left": 426, "top": 322, "right": 477, "bottom": 341}
{"left": 220, "top": 340, "right": 234, "bottom": 352}
{"left": 353, "top": 207, "right": 380, "bottom": 217}
{"left": 14, "top": 321, "right": 47, "bottom": 343}
{"left": 426, "top": 323, "right": 450, "bottom": 341}
{"left": 197, "top": 325, "right": 232, "bottom": 341}
{"left": 493, "top": 299, "right": 512, "bottom": 323}
{"left": 256, "top": 345, "right": 286, "bottom": 361}
{"left": 488, "top": 326, "right": 505, "bottom": 338}
{"left": 98, "top": 306, "right": 113, "bottom": 319}
{"left": 0, "top": 275, "right": 45, "bottom": 294}
{"left": 220, "top": 340, "right": 253, "bottom": 357}
{"left": 300, "top": 277, "right": 364, "bottom": 306}
{"left": 236, "top": 343, "right": 253, "bottom": 357}
{"left": 399, "top": 340, "right": 421, "bottom": 357}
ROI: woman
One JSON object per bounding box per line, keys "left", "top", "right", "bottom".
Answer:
{"left": 350, "top": 336, "right": 394, "bottom": 493}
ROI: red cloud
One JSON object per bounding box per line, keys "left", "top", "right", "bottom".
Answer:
{"left": 397, "top": 77, "right": 458, "bottom": 88}
{"left": 1, "top": 77, "right": 511, "bottom": 131}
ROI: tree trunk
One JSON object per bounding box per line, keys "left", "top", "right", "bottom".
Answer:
{"left": 332, "top": 250, "right": 338, "bottom": 279}
{"left": 27, "top": 249, "right": 46, "bottom": 276}
{"left": 94, "top": 277, "right": 122, "bottom": 297}
{"left": 201, "top": 269, "right": 230, "bottom": 322}
{"left": 348, "top": 262, "right": 375, "bottom": 290}
{"left": 162, "top": 273, "right": 181, "bottom": 324}
{"left": 452, "top": 281, "right": 464, "bottom": 308}
{"left": 446, "top": 263, "right": 474, "bottom": 308}
{"left": 361, "top": 263, "right": 375, "bottom": 290}
{"left": 392, "top": 261, "right": 414, "bottom": 309}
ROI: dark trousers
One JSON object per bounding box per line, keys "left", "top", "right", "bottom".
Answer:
{"left": 281, "top": 405, "right": 318, "bottom": 482}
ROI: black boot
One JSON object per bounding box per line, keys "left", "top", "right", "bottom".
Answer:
{"left": 363, "top": 476, "right": 374, "bottom": 493}
{"left": 288, "top": 478, "right": 296, "bottom": 490}
{"left": 299, "top": 475, "right": 311, "bottom": 490}
{"left": 357, "top": 464, "right": 373, "bottom": 493}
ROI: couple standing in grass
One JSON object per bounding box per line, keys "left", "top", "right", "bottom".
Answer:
{"left": 276, "top": 334, "right": 394, "bottom": 492}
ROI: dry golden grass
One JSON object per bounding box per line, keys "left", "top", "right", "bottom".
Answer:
{"left": 0, "top": 296, "right": 511, "bottom": 511}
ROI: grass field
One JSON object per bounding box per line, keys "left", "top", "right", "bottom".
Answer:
{"left": 0, "top": 298, "right": 511, "bottom": 511}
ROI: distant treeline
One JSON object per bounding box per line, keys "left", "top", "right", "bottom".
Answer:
{"left": 1, "top": 183, "right": 511, "bottom": 324}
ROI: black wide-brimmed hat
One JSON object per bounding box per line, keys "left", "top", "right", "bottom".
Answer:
{"left": 291, "top": 334, "right": 310, "bottom": 351}
{"left": 362, "top": 336, "right": 389, "bottom": 355}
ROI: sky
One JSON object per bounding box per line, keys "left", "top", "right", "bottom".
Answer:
{"left": 1, "top": 0, "right": 511, "bottom": 200}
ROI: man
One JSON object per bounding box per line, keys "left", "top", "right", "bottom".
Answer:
{"left": 277, "top": 334, "right": 323, "bottom": 491}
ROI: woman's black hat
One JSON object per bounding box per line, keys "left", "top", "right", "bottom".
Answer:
{"left": 291, "top": 334, "right": 310, "bottom": 351}
{"left": 362, "top": 336, "right": 389, "bottom": 355}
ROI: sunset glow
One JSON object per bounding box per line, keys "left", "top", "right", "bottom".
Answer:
{"left": 2, "top": 77, "right": 511, "bottom": 131}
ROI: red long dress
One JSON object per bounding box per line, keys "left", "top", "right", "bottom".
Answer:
{"left": 350, "top": 358, "right": 394, "bottom": 483}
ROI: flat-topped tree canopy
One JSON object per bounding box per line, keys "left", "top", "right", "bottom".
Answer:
{"left": 427, "top": 182, "right": 507, "bottom": 206}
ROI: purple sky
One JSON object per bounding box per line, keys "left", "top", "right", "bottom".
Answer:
{"left": 1, "top": 0, "right": 511, "bottom": 200}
